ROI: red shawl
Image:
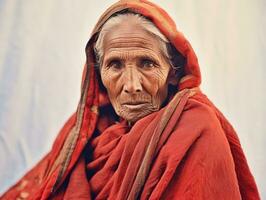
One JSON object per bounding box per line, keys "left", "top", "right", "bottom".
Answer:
{"left": 1, "top": 0, "right": 259, "bottom": 199}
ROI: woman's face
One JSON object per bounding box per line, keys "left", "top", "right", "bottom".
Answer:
{"left": 100, "top": 22, "right": 172, "bottom": 123}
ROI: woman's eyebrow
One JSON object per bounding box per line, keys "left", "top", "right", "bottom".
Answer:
{"left": 104, "top": 55, "right": 124, "bottom": 64}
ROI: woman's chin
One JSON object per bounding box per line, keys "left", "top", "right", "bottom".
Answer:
{"left": 118, "top": 107, "right": 159, "bottom": 125}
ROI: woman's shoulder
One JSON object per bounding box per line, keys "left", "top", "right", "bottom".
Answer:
{"left": 180, "top": 92, "right": 223, "bottom": 133}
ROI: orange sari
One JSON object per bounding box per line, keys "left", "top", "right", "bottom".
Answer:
{"left": 1, "top": 0, "right": 259, "bottom": 199}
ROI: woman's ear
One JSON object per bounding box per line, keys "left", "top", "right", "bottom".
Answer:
{"left": 167, "top": 68, "right": 179, "bottom": 86}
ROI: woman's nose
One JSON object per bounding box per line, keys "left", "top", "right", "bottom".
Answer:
{"left": 123, "top": 67, "right": 143, "bottom": 94}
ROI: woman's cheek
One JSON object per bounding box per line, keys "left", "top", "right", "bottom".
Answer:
{"left": 144, "top": 75, "right": 161, "bottom": 96}
{"left": 101, "top": 70, "right": 113, "bottom": 89}
{"left": 101, "top": 70, "right": 121, "bottom": 99}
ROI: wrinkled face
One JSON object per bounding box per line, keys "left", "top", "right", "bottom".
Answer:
{"left": 100, "top": 22, "right": 172, "bottom": 123}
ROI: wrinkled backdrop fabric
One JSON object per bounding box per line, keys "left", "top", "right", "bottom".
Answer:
{"left": 0, "top": 0, "right": 265, "bottom": 198}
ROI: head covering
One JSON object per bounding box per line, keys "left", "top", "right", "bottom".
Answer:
{"left": 1, "top": 1, "right": 259, "bottom": 199}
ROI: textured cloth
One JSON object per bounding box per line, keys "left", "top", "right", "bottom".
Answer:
{"left": 0, "top": 0, "right": 259, "bottom": 199}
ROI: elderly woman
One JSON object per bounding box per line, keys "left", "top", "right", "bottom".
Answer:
{"left": 1, "top": 0, "right": 259, "bottom": 200}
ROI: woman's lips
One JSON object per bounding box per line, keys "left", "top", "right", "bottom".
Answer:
{"left": 122, "top": 102, "right": 148, "bottom": 110}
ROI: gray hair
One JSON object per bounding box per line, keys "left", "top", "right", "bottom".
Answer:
{"left": 94, "top": 13, "right": 173, "bottom": 67}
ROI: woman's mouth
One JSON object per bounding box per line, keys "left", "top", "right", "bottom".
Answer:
{"left": 122, "top": 102, "right": 149, "bottom": 110}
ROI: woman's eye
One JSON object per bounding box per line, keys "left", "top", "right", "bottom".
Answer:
{"left": 140, "top": 59, "right": 157, "bottom": 69}
{"left": 108, "top": 60, "right": 122, "bottom": 70}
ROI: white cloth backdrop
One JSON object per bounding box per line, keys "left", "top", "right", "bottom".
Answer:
{"left": 0, "top": 0, "right": 265, "bottom": 197}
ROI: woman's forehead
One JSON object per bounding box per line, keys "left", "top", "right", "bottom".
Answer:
{"left": 102, "top": 23, "right": 161, "bottom": 54}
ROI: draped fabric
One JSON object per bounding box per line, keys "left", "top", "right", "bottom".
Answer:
{"left": 0, "top": 0, "right": 260, "bottom": 199}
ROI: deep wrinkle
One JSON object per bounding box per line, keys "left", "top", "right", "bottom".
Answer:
{"left": 106, "top": 36, "right": 155, "bottom": 50}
